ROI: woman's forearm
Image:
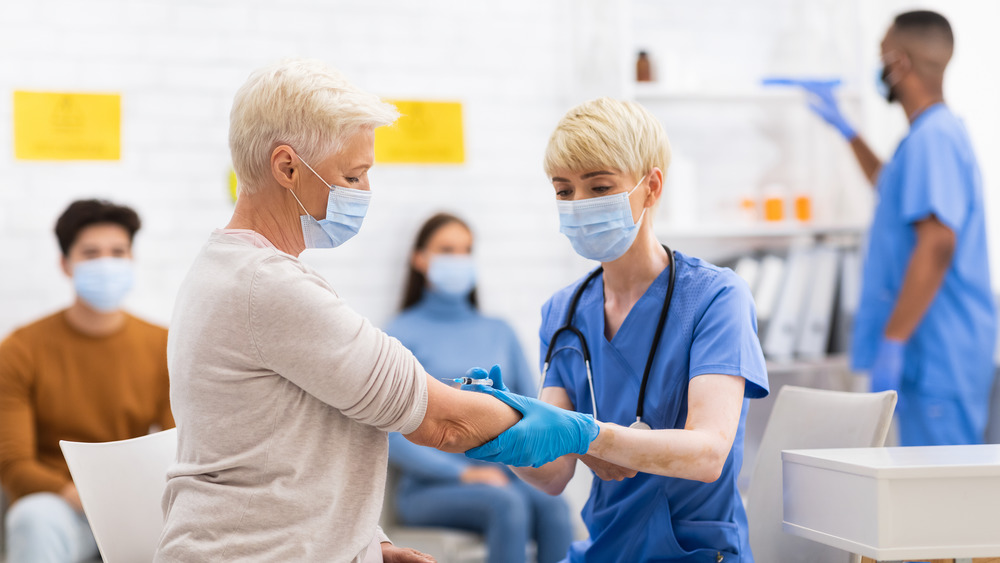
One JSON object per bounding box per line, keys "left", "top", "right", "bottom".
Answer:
{"left": 404, "top": 374, "right": 522, "bottom": 453}
{"left": 586, "top": 424, "right": 734, "bottom": 483}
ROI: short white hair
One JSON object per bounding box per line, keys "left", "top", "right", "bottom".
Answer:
{"left": 229, "top": 59, "right": 399, "bottom": 195}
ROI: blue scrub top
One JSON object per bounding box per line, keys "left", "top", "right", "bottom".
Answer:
{"left": 541, "top": 252, "right": 768, "bottom": 563}
{"left": 386, "top": 290, "right": 535, "bottom": 487}
{"left": 852, "top": 104, "right": 997, "bottom": 423}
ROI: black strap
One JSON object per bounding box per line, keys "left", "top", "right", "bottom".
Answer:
{"left": 546, "top": 246, "right": 676, "bottom": 423}
{"left": 543, "top": 267, "right": 603, "bottom": 366}
{"left": 636, "top": 247, "right": 676, "bottom": 422}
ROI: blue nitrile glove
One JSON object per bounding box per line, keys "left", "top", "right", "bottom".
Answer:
{"left": 869, "top": 337, "right": 905, "bottom": 394}
{"left": 762, "top": 77, "right": 857, "bottom": 140}
{"left": 463, "top": 384, "right": 600, "bottom": 468}
{"left": 462, "top": 365, "right": 508, "bottom": 392}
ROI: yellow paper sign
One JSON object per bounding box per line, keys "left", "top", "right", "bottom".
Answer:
{"left": 375, "top": 100, "right": 464, "bottom": 164}
{"left": 14, "top": 91, "right": 121, "bottom": 160}
{"left": 228, "top": 168, "right": 239, "bottom": 203}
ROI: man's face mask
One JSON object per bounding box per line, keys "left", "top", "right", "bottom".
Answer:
{"left": 289, "top": 155, "right": 372, "bottom": 249}
{"left": 73, "top": 257, "right": 134, "bottom": 312}
{"left": 876, "top": 64, "right": 897, "bottom": 103}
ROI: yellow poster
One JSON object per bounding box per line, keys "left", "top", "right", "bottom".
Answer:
{"left": 375, "top": 100, "right": 464, "bottom": 164}
{"left": 14, "top": 91, "right": 121, "bottom": 161}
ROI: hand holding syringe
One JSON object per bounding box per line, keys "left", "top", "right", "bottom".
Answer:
{"left": 452, "top": 376, "right": 493, "bottom": 386}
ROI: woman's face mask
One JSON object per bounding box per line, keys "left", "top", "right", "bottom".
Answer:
{"left": 556, "top": 175, "right": 647, "bottom": 263}
{"left": 427, "top": 254, "right": 476, "bottom": 296}
{"left": 290, "top": 156, "right": 372, "bottom": 249}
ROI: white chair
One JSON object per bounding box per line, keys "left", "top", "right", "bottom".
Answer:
{"left": 746, "top": 386, "right": 896, "bottom": 563}
{"left": 59, "top": 428, "right": 177, "bottom": 563}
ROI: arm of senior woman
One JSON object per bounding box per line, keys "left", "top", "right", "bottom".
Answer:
{"left": 403, "top": 375, "right": 523, "bottom": 453}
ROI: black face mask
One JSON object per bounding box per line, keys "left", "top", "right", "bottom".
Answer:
{"left": 880, "top": 66, "right": 897, "bottom": 103}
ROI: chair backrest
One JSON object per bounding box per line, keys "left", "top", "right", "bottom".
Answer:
{"left": 60, "top": 428, "right": 177, "bottom": 563}
{"left": 746, "top": 386, "right": 896, "bottom": 563}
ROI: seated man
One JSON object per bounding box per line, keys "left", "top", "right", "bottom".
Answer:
{"left": 0, "top": 199, "right": 174, "bottom": 563}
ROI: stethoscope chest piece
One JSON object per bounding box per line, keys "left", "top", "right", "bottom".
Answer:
{"left": 628, "top": 420, "right": 652, "bottom": 430}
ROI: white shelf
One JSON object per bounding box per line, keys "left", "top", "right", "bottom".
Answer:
{"left": 632, "top": 82, "right": 863, "bottom": 104}
{"left": 657, "top": 222, "right": 867, "bottom": 241}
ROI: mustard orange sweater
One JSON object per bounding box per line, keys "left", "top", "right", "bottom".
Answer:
{"left": 0, "top": 310, "right": 173, "bottom": 503}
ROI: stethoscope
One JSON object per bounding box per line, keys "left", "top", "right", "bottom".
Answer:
{"left": 538, "top": 246, "right": 677, "bottom": 430}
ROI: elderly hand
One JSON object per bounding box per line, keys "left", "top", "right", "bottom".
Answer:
{"left": 762, "top": 77, "right": 857, "bottom": 140}
{"left": 381, "top": 543, "right": 436, "bottom": 563}
{"left": 460, "top": 465, "right": 510, "bottom": 487}
{"left": 463, "top": 377, "right": 599, "bottom": 468}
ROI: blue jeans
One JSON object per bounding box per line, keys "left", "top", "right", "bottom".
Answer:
{"left": 396, "top": 477, "right": 573, "bottom": 563}
{"left": 5, "top": 492, "right": 99, "bottom": 563}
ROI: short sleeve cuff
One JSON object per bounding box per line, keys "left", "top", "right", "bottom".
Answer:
{"left": 689, "top": 365, "right": 769, "bottom": 400}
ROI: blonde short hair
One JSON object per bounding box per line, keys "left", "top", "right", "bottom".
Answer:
{"left": 544, "top": 97, "right": 671, "bottom": 181}
{"left": 229, "top": 59, "right": 399, "bottom": 195}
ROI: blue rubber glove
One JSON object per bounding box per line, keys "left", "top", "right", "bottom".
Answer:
{"left": 762, "top": 77, "right": 857, "bottom": 140}
{"left": 869, "top": 337, "right": 905, "bottom": 394}
{"left": 463, "top": 372, "right": 600, "bottom": 468}
{"left": 462, "top": 365, "right": 508, "bottom": 392}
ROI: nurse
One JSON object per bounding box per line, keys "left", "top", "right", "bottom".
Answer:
{"left": 466, "top": 97, "right": 769, "bottom": 562}
{"left": 785, "top": 10, "right": 997, "bottom": 446}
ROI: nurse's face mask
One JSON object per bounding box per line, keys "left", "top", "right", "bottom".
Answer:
{"left": 557, "top": 174, "right": 647, "bottom": 263}
{"left": 289, "top": 155, "right": 372, "bottom": 249}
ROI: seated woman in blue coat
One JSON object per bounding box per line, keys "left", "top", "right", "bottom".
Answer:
{"left": 385, "top": 213, "right": 574, "bottom": 563}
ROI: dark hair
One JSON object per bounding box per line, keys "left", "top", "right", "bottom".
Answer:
{"left": 55, "top": 199, "right": 141, "bottom": 256}
{"left": 400, "top": 212, "right": 478, "bottom": 311}
{"left": 894, "top": 10, "right": 953, "bottom": 46}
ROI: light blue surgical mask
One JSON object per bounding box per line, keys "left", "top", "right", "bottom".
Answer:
{"left": 73, "top": 257, "right": 134, "bottom": 313}
{"left": 290, "top": 157, "right": 372, "bottom": 249}
{"left": 428, "top": 255, "right": 476, "bottom": 296}
{"left": 557, "top": 175, "right": 647, "bottom": 262}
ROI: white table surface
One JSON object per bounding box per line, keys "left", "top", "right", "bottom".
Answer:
{"left": 783, "top": 444, "right": 1000, "bottom": 477}
{"left": 782, "top": 445, "right": 1000, "bottom": 561}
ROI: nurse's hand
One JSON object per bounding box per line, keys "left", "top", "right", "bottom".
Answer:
{"left": 870, "top": 337, "right": 905, "bottom": 394}
{"left": 577, "top": 453, "right": 638, "bottom": 481}
{"left": 762, "top": 77, "right": 857, "bottom": 140}
{"left": 463, "top": 387, "right": 600, "bottom": 468}
{"left": 462, "top": 365, "right": 508, "bottom": 392}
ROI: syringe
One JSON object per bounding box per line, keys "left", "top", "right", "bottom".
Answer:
{"left": 452, "top": 377, "right": 493, "bottom": 386}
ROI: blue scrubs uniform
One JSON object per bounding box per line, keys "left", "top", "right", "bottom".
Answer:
{"left": 851, "top": 104, "right": 997, "bottom": 446}
{"left": 541, "top": 252, "right": 769, "bottom": 563}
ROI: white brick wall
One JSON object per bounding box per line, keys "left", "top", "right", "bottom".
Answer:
{"left": 1, "top": 0, "right": 997, "bottom": 379}
{"left": 0, "top": 0, "right": 591, "bottom": 360}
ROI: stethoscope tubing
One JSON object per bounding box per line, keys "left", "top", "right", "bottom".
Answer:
{"left": 539, "top": 246, "right": 676, "bottom": 428}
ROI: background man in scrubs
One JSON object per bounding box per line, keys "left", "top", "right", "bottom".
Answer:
{"left": 792, "top": 10, "right": 996, "bottom": 446}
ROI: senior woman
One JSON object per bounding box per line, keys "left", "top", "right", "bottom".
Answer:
{"left": 154, "top": 59, "right": 600, "bottom": 563}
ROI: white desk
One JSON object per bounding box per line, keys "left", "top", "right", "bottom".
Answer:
{"left": 781, "top": 445, "right": 1000, "bottom": 561}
